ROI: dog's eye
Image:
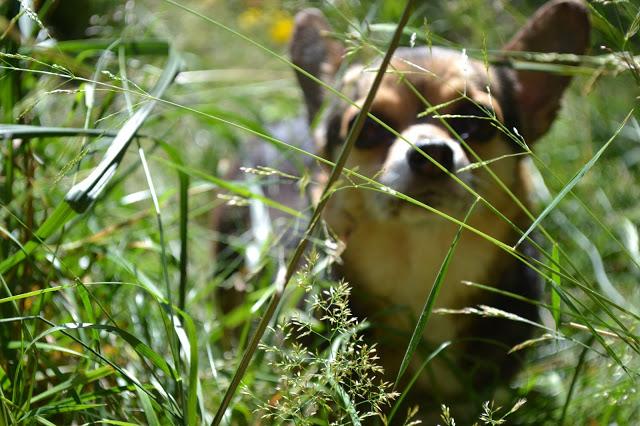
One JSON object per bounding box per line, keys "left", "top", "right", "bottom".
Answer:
{"left": 348, "top": 114, "right": 396, "bottom": 149}
{"left": 447, "top": 102, "right": 497, "bottom": 142}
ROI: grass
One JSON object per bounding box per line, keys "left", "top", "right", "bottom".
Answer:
{"left": 1, "top": 0, "right": 639, "bottom": 424}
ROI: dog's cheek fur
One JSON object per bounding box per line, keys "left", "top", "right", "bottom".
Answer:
{"left": 321, "top": 150, "right": 387, "bottom": 238}
{"left": 470, "top": 139, "right": 523, "bottom": 216}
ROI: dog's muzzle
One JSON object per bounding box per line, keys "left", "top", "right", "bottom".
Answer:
{"left": 378, "top": 124, "right": 472, "bottom": 200}
{"left": 407, "top": 138, "right": 459, "bottom": 176}
{"left": 402, "top": 124, "right": 470, "bottom": 177}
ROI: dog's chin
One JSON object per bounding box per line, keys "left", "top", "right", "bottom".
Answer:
{"left": 369, "top": 186, "right": 474, "bottom": 225}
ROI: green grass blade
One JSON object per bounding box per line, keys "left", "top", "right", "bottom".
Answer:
{"left": 154, "top": 156, "right": 304, "bottom": 219}
{"left": 0, "top": 203, "right": 75, "bottom": 276}
{"left": 330, "top": 378, "right": 361, "bottom": 426}
{"left": 137, "top": 141, "right": 186, "bottom": 414}
{"left": 34, "top": 417, "right": 55, "bottom": 426}
{"left": 177, "top": 309, "right": 199, "bottom": 426}
{"left": 30, "top": 366, "right": 113, "bottom": 404}
{"left": 26, "top": 403, "right": 106, "bottom": 417}
{"left": 65, "top": 50, "right": 181, "bottom": 212}
{"left": 388, "top": 342, "right": 451, "bottom": 423}
{"left": 21, "top": 39, "right": 170, "bottom": 56}
{"left": 559, "top": 335, "right": 595, "bottom": 426}
{"left": 551, "top": 243, "right": 562, "bottom": 328}
{"left": 178, "top": 165, "right": 189, "bottom": 312}
{"left": 29, "top": 323, "right": 175, "bottom": 378}
{"left": 209, "top": 0, "right": 416, "bottom": 423}
{"left": 156, "top": 141, "right": 189, "bottom": 311}
{"left": 77, "top": 284, "right": 100, "bottom": 358}
{"left": 136, "top": 387, "right": 161, "bottom": 426}
{"left": 0, "top": 51, "right": 180, "bottom": 277}
{"left": 516, "top": 110, "right": 633, "bottom": 248}
{"left": 104, "top": 249, "right": 165, "bottom": 299}
{"left": 395, "top": 197, "right": 479, "bottom": 385}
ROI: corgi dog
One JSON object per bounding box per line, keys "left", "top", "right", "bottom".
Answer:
{"left": 287, "top": 0, "right": 590, "bottom": 407}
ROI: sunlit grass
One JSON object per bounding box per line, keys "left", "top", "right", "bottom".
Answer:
{"left": 0, "top": 0, "right": 639, "bottom": 424}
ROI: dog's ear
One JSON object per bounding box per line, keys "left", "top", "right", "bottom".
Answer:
{"left": 504, "top": 0, "right": 590, "bottom": 142}
{"left": 290, "top": 8, "right": 345, "bottom": 123}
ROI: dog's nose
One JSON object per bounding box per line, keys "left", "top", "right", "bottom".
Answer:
{"left": 407, "top": 139, "right": 455, "bottom": 176}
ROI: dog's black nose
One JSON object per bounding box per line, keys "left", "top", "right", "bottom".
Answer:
{"left": 407, "top": 140, "right": 455, "bottom": 176}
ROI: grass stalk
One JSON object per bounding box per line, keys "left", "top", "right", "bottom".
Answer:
{"left": 210, "top": 1, "right": 416, "bottom": 423}
{"left": 559, "top": 335, "right": 595, "bottom": 426}
{"left": 395, "top": 197, "right": 479, "bottom": 384}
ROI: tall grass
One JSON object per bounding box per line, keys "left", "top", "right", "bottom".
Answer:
{"left": 0, "top": 0, "right": 639, "bottom": 424}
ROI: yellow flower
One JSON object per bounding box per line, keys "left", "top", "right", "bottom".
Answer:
{"left": 238, "top": 7, "right": 262, "bottom": 30}
{"left": 269, "top": 11, "right": 293, "bottom": 44}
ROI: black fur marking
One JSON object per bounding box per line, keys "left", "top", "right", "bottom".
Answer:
{"left": 494, "top": 66, "right": 524, "bottom": 152}
{"left": 324, "top": 111, "right": 344, "bottom": 159}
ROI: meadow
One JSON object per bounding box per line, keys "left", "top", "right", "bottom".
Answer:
{"left": 0, "top": 0, "right": 639, "bottom": 424}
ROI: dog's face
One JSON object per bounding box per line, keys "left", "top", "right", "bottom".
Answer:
{"left": 318, "top": 47, "right": 522, "bottom": 228}
{"left": 291, "top": 1, "right": 589, "bottom": 237}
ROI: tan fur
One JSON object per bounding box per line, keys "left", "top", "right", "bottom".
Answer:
{"left": 316, "top": 51, "right": 531, "bottom": 394}
{"left": 289, "top": 0, "right": 590, "bottom": 403}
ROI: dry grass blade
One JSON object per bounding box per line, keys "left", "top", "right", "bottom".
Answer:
{"left": 210, "top": 1, "right": 416, "bottom": 424}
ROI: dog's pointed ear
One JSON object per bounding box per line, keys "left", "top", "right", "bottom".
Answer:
{"left": 504, "top": 0, "right": 590, "bottom": 142}
{"left": 290, "top": 8, "right": 345, "bottom": 123}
